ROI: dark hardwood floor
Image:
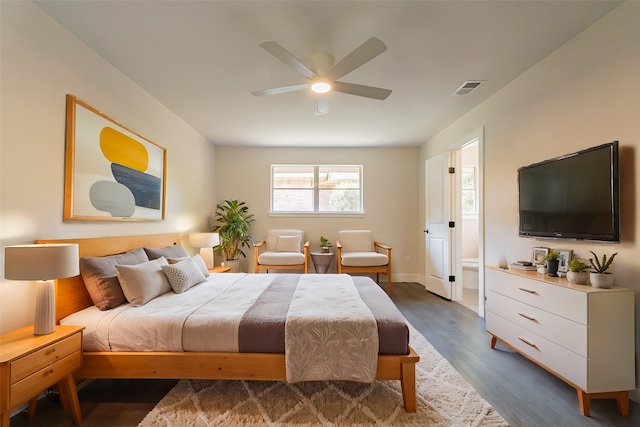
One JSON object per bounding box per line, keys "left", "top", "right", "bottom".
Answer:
{"left": 9, "top": 282, "right": 639, "bottom": 426}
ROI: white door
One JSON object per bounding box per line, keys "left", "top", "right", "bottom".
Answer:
{"left": 424, "top": 152, "right": 454, "bottom": 299}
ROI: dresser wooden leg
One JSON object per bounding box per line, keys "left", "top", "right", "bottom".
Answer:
{"left": 577, "top": 390, "right": 590, "bottom": 416}
{"left": 1, "top": 410, "right": 10, "bottom": 427}
{"left": 616, "top": 391, "right": 630, "bottom": 416}
{"left": 490, "top": 335, "right": 497, "bottom": 349}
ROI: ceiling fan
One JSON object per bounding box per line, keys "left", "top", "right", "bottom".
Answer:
{"left": 251, "top": 37, "right": 392, "bottom": 115}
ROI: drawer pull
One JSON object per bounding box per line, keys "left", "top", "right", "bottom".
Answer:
{"left": 518, "top": 287, "right": 538, "bottom": 294}
{"left": 518, "top": 312, "right": 536, "bottom": 321}
{"left": 518, "top": 337, "right": 538, "bottom": 348}
{"left": 49, "top": 369, "right": 54, "bottom": 374}
{"left": 52, "top": 347, "right": 56, "bottom": 353}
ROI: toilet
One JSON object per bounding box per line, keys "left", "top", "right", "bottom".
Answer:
{"left": 462, "top": 258, "right": 479, "bottom": 289}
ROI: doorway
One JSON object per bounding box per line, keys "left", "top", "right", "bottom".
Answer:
{"left": 455, "top": 139, "right": 481, "bottom": 314}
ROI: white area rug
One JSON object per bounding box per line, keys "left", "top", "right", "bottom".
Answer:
{"left": 139, "top": 325, "right": 508, "bottom": 426}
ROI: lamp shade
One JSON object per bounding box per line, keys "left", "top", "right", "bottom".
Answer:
{"left": 189, "top": 233, "right": 220, "bottom": 249}
{"left": 5, "top": 244, "right": 79, "bottom": 280}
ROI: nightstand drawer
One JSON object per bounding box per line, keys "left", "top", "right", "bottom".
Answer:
{"left": 10, "top": 333, "right": 81, "bottom": 384}
{"left": 10, "top": 350, "right": 82, "bottom": 407}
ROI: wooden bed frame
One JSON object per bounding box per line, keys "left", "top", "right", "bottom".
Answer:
{"left": 37, "top": 233, "right": 420, "bottom": 412}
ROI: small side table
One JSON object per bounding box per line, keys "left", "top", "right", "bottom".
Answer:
{"left": 209, "top": 266, "right": 231, "bottom": 273}
{"left": 310, "top": 252, "right": 334, "bottom": 274}
{"left": 0, "top": 325, "right": 84, "bottom": 427}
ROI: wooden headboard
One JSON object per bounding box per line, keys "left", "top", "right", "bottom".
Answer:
{"left": 36, "top": 233, "right": 181, "bottom": 323}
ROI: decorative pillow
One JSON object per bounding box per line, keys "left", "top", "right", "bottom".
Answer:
{"left": 115, "top": 257, "right": 171, "bottom": 306}
{"left": 161, "top": 257, "right": 207, "bottom": 293}
{"left": 143, "top": 245, "right": 188, "bottom": 260}
{"left": 275, "top": 235, "right": 301, "bottom": 252}
{"left": 167, "top": 254, "right": 210, "bottom": 277}
{"left": 79, "top": 248, "right": 149, "bottom": 311}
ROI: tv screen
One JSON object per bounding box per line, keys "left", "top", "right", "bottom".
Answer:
{"left": 518, "top": 141, "right": 620, "bottom": 242}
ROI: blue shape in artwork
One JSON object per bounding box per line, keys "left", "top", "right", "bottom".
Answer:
{"left": 111, "top": 163, "right": 161, "bottom": 210}
{"left": 89, "top": 181, "right": 136, "bottom": 217}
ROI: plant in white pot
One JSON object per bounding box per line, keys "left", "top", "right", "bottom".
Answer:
{"left": 209, "top": 200, "right": 254, "bottom": 273}
{"left": 566, "top": 258, "right": 590, "bottom": 285}
{"left": 588, "top": 250, "right": 617, "bottom": 288}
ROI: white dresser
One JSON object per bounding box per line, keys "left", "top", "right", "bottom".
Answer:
{"left": 486, "top": 266, "right": 635, "bottom": 416}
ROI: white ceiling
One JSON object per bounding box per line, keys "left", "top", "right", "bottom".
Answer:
{"left": 35, "top": 1, "right": 621, "bottom": 148}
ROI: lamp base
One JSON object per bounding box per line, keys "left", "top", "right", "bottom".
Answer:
{"left": 199, "top": 248, "right": 214, "bottom": 270}
{"left": 34, "top": 280, "right": 56, "bottom": 335}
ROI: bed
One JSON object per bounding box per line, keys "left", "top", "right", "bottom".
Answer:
{"left": 37, "top": 233, "right": 419, "bottom": 412}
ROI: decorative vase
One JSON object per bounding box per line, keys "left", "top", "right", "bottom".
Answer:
{"left": 547, "top": 259, "right": 559, "bottom": 277}
{"left": 321, "top": 247, "right": 330, "bottom": 254}
{"left": 590, "top": 272, "right": 613, "bottom": 288}
{"left": 566, "top": 271, "right": 589, "bottom": 285}
{"left": 537, "top": 265, "right": 547, "bottom": 275}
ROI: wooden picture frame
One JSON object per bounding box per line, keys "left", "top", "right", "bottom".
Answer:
{"left": 64, "top": 95, "right": 166, "bottom": 221}
{"left": 558, "top": 249, "right": 573, "bottom": 273}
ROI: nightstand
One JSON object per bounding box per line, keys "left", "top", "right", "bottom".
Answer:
{"left": 209, "top": 266, "right": 231, "bottom": 273}
{"left": 0, "top": 325, "right": 84, "bottom": 427}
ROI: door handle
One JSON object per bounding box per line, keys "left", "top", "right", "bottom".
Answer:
{"left": 424, "top": 229, "right": 429, "bottom": 233}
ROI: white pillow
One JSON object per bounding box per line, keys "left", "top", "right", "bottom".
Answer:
{"left": 115, "top": 257, "right": 171, "bottom": 306}
{"left": 275, "top": 235, "right": 301, "bottom": 252}
{"left": 167, "top": 254, "right": 210, "bottom": 277}
{"left": 162, "top": 257, "right": 207, "bottom": 294}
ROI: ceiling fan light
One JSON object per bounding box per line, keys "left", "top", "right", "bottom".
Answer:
{"left": 311, "top": 81, "right": 331, "bottom": 93}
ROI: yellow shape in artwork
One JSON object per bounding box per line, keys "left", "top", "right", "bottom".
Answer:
{"left": 100, "top": 127, "right": 149, "bottom": 172}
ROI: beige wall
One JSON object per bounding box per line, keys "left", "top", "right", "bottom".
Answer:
{"left": 419, "top": 2, "right": 640, "bottom": 401}
{"left": 0, "top": 1, "right": 217, "bottom": 333}
{"left": 215, "top": 146, "right": 419, "bottom": 278}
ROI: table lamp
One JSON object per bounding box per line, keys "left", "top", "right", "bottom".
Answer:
{"left": 189, "top": 233, "right": 220, "bottom": 270}
{"left": 4, "top": 243, "right": 79, "bottom": 335}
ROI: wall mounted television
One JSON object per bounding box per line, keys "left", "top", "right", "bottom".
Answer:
{"left": 518, "top": 141, "right": 620, "bottom": 242}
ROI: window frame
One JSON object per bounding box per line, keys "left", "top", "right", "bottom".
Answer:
{"left": 270, "top": 164, "right": 364, "bottom": 216}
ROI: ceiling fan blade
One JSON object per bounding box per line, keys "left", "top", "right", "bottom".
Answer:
{"left": 259, "top": 41, "right": 315, "bottom": 80}
{"left": 314, "top": 97, "right": 329, "bottom": 116}
{"left": 251, "top": 84, "right": 309, "bottom": 96}
{"left": 332, "top": 81, "right": 392, "bottom": 100}
{"left": 325, "top": 37, "right": 387, "bottom": 81}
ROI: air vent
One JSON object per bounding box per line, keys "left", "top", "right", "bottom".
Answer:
{"left": 453, "top": 80, "right": 486, "bottom": 96}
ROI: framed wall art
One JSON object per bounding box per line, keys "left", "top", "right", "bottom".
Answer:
{"left": 64, "top": 95, "right": 166, "bottom": 221}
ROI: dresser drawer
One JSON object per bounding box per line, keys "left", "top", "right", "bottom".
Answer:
{"left": 486, "top": 268, "right": 587, "bottom": 324}
{"left": 10, "top": 333, "right": 81, "bottom": 384}
{"left": 487, "top": 313, "right": 586, "bottom": 390}
{"left": 487, "top": 291, "right": 587, "bottom": 357}
{"left": 10, "top": 350, "right": 82, "bottom": 407}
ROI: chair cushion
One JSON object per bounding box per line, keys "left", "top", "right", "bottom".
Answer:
{"left": 258, "top": 251, "right": 306, "bottom": 266}
{"left": 338, "top": 230, "right": 374, "bottom": 252}
{"left": 341, "top": 252, "right": 388, "bottom": 267}
{"left": 265, "top": 229, "right": 304, "bottom": 252}
{"left": 275, "top": 235, "right": 301, "bottom": 252}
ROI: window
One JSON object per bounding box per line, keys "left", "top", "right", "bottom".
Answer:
{"left": 271, "top": 165, "right": 363, "bottom": 214}
{"left": 461, "top": 166, "right": 477, "bottom": 215}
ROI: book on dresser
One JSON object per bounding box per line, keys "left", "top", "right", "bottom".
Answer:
{"left": 485, "top": 266, "right": 634, "bottom": 417}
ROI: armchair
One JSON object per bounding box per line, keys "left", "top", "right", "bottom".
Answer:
{"left": 254, "top": 229, "right": 309, "bottom": 274}
{"left": 336, "top": 230, "right": 392, "bottom": 292}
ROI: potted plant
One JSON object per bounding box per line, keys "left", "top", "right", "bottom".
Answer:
{"left": 535, "top": 256, "right": 547, "bottom": 274}
{"left": 588, "top": 251, "right": 617, "bottom": 288}
{"left": 209, "top": 200, "right": 254, "bottom": 272}
{"left": 566, "top": 257, "right": 590, "bottom": 285}
{"left": 544, "top": 250, "right": 560, "bottom": 277}
{"left": 319, "top": 236, "right": 333, "bottom": 253}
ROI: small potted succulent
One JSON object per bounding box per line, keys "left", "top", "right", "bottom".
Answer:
{"left": 319, "top": 236, "right": 333, "bottom": 254}
{"left": 588, "top": 251, "right": 617, "bottom": 288}
{"left": 544, "top": 250, "right": 561, "bottom": 277}
{"left": 566, "top": 257, "right": 590, "bottom": 285}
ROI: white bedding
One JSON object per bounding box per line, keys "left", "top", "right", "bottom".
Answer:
{"left": 61, "top": 273, "right": 277, "bottom": 352}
